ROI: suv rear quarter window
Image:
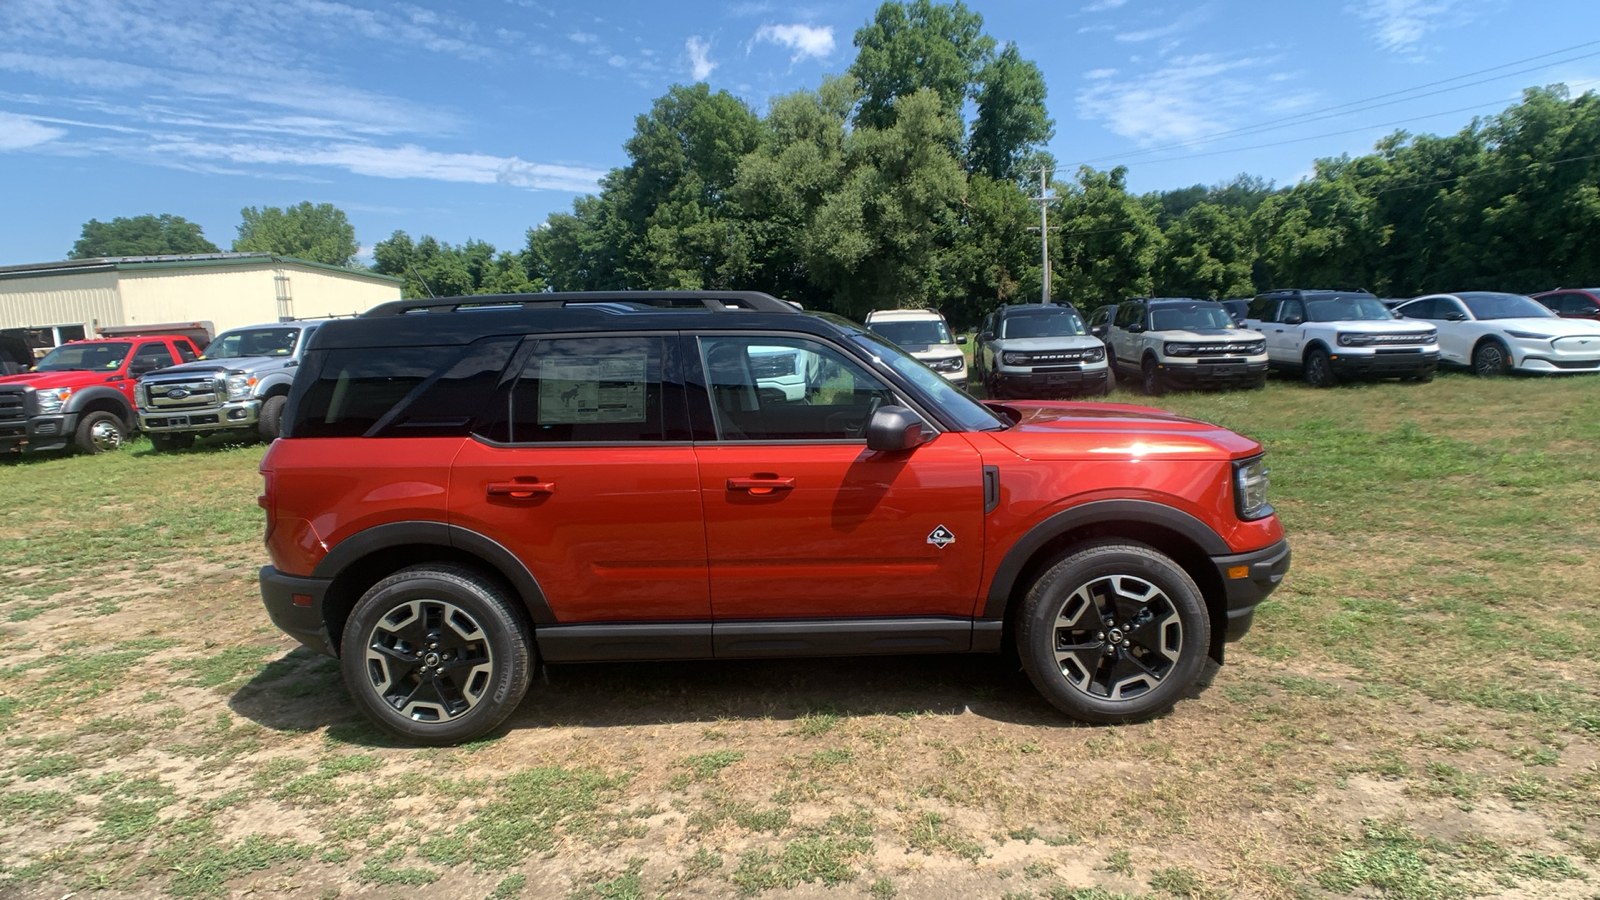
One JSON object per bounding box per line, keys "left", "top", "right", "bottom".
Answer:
{"left": 291, "top": 337, "right": 517, "bottom": 438}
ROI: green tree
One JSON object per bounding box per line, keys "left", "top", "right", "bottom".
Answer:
{"left": 1052, "top": 167, "right": 1166, "bottom": 309}
{"left": 967, "top": 43, "right": 1054, "bottom": 182}
{"left": 233, "top": 201, "right": 358, "bottom": 266}
{"left": 1156, "top": 202, "right": 1257, "bottom": 299}
{"left": 1252, "top": 156, "right": 1390, "bottom": 292}
{"left": 527, "top": 196, "right": 628, "bottom": 292}
{"left": 69, "top": 214, "right": 218, "bottom": 259}
{"left": 850, "top": 0, "right": 993, "bottom": 131}
{"left": 373, "top": 231, "right": 543, "bottom": 299}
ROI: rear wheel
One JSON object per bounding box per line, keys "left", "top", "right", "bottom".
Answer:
{"left": 74, "top": 411, "right": 127, "bottom": 454}
{"left": 1472, "top": 340, "right": 1510, "bottom": 377}
{"left": 341, "top": 564, "right": 533, "bottom": 745}
{"left": 1303, "top": 347, "right": 1337, "bottom": 387}
{"left": 258, "top": 395, "right": 287, "bottom": 441}
{"left": 1016, "top": 542, "right": 1211, "bottom": 723}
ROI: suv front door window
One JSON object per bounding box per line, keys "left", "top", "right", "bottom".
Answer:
{"left": 449, "top": 334, "right": 710, "bottom": 625}
{"left": 690, "top": 334, "right": 986, "bottom": 621}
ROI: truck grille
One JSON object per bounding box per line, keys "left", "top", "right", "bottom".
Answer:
{"left": 0, "top": 387, "right": 27, "bottom": 425}
{"left": 144, "top": 377, "right": 223, "bottom": 411}
{"left": 1014, "top": 350, "right": 1095, "bottom": 364}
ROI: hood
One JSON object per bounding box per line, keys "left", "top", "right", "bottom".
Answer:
{"left": 1319, "top": 319, "right": 1434, "bottom": 333}
{"left": 0, "top": 370, "right": 120, "bottom": 390}
{"left": 984, "top": 400, "right": 1262, "bottom": 460}
{"left": 1488, "top": 317, "right": 1600, "bottom": 337}
{"left": 992, "top": 336, "right": 1103, "bottom": 352}
{"left": 143, "top": 357, "right": 281, "bottom": 378}
{"left": 1155, "top": 328, "right": 1263, "bottom": 341}
{"left": 901, "top": 344, "right": 965, "bottom": 360}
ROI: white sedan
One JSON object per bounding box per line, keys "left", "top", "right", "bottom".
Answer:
{"left": 1393, "top": 292, "right": 1600, "bottom": 376}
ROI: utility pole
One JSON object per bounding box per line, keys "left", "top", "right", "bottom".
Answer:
{"left": 1029, "top": 166, "right": 1055, "bottom": 304}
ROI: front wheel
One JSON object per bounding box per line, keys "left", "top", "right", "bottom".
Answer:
{"left": 258, "top": 395, "right": 287, "bottom": 441}
{"left": 1472, "top": 340, "right": 1510, "bottom": 377}
{"left": 1303, "top": 347, "right": 1337, "bottom": 387}
{"left": 74, "top": 411, "right": 127, "bottom": 454}
{"left": 1141, "top": 359, "right": 1165, "bottom": 396}
{"left": 1016, "top": 542, "right": 1211, "bottom": 724}
{"left": 341, "top": 564, "right": 533, "bottom": 745}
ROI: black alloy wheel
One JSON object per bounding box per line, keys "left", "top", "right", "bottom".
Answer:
{"left": 1141, "top": 359, "right": 1165, "bottom": 396}
{"left": 1303, "top": 347, "right": 1337, "bottom": 387}
{"left": 1472, "top": 340, "right": 1510, "bottom": 377}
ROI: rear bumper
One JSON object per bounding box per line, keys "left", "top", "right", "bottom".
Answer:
{"left": 0, "top": 413, "right": 78, "bottom": 453}
{"left": 259, "top": 566, "right": 337, "bottom": 656}
{"left": 1210, "top": 539, "right": 1291, "bottom": 642}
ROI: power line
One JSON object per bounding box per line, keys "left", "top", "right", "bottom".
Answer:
{"left": 1068, "top": 40, "right": 1600, "bottom": 167}
{"left": 1367, "top": 151, "right": 1600, "bottom": 197}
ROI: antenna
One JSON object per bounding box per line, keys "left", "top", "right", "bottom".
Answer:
{"left": 406, "top": 262, "right": 437, "bottom": 299}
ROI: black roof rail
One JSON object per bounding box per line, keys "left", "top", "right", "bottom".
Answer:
{"left": 364, "top": 290, "right": 801, "bottom": 317}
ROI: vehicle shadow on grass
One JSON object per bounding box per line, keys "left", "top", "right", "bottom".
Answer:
{"left": 226, "top": 647, "right": 1174, "bottom": 746}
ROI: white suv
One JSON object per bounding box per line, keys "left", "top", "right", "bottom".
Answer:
{"left": 1245, "top": 290, "right": 1439, "bottom": 386}
{"left": 1105, "top": 298, "right": 1268, "bottom": 395}
{"left": 863, "top": 309, "right": 967, "bottom": 386}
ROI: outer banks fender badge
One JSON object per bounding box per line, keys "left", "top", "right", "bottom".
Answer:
{"left": 926, "top": 525, "right": 956, "bottom": 548}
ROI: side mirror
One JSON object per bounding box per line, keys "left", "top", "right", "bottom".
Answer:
{"left": 866, "top": 406, "right": 933, "bottom": 452}
{"left": 1091, "top": 325, "right": 1108, "bottom": 338}
{"left": 1444, "top": 312, "right": 1468, "bottom": 321}
{"left": 1282, "top": 314, "right": 1303, "bottom": 326}
{"left": 977, "top": 331, "right": 993, "bottom": 343}
{"left": 956, "top": 335, "right": 968, "bottom": 345}
{"left": 1126, "top": 323, "right": 1145, "bottom": 334}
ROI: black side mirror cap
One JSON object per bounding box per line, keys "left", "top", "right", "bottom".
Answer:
{"left": 956, "top": 335, "right": 968, "bottom": 345}
{"left": 977, "top": 332, "right": 993, "bottom": 342}
{"left": 1126, "top": 324, "right": 1145, "bottom": 334}
{"left": 1282, "top": 314, "right": 1303, "bottom": 326}
{"left": 866, "top": 406, "right": 933, "bottom": 452}
{"left": 1444, "top": 312, "right": 1468, "bottom": 321}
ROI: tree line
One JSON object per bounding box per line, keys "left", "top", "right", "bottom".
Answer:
{"left": 67, "top": 1, "right": 1600, "bottom": 328}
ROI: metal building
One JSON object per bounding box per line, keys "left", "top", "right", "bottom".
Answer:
{"left": 0, "top": 253, "right": 403, "bottom": 352}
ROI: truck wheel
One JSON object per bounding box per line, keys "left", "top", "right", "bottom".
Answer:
{"left": 74, "top": 411, "right": 127, "bottom": 454}
{"left": 258, "top": 396, "right": 287, "bottom": 441}
{"left": 341, "top": 564, "right": 532, "bottom": 745}
{"left": 1141, "top": 359, "right": 1165, "bottom": 396}
{"left": 1303, "top": 347, "right": 1337, "bottom": 387}
{"left": 150, "top": 433, "right": 195, "bottom": 452}
{"left": 1015, "top": 542, "right": 1210, "bottom": 724}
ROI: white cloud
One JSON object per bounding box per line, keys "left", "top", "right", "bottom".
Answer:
{"left": 568, "top": 31, "right": 598, "bottom": 44}
{"left": 1350, "top": 0, "right": 1468, "bottom": 52}
{"left": 1076, "top": 53, "right": 1285, "bottom": 147}
{"left": 1082, "top": 0, "right": 1129, "bottom": 10}
{"left": 686, "top": 35, "right": 716, "bottom": 80}
{"left": 608, "top": 55, "right": 627, "bottom": 67}
{"left": 0, "top": 111, "right": 65, "bottom": 149}
{"left": 753, "top": 24, "right": 835, "bottom": 62}
{"left": 148, "top": 139, "right": 606, "bottom": 193}
{"left": 1115, "top": 7, "right": 1210, "bottom": 42}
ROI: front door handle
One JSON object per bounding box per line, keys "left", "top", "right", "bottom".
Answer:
{"left": 727, "top": 476, "right": 795, "bottom": 495}
{"left": 487, "top": 480, "right": 555, "bottom": 498}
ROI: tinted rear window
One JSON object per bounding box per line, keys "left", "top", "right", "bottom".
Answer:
{"left": 290, "top": 338, "right": 516, "bottom": 438}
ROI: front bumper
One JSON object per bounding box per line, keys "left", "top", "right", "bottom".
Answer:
{"left": 141, "top": 399, "right": 261, "bottom": 433}
{"left": 260, "top": 566, "right": 337, "bottom": 656}
{"left": 992, "top": 366, "right": 1108, "bottom": 398}
{"left": 0, "top": 412, "right": 78, "bottom": 453}
{"left": 1210, "top": 538, "right": 1291, "bottom": 642}
{"left": 1329, "top": 348, "right": 1438, "bottom": 377}
{"left": 1156, "top": 360, "right": 1269, "bottom": 387}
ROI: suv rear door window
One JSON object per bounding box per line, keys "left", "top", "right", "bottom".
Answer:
{"left": 509, "top": 336, "right": 668, "bottom": 443}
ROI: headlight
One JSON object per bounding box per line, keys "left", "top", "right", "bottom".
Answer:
{"left": 1083, "top": 346, "right": 1105, "bottom": 363}
{"left": 1234, "top": 456, "right": 1273, "bottom": 521}
{"left": 1504, "top": 330, "right": 1550, "bottom": 341}
{"left": 36, "top": 387, "right": 72, "bottom": 414}
{"left": 1240, "top": 340, "right": 1265, "bottom": 355}
{"left": 1337, "top": 333, "right": 1373, "bottom": 347}
{"left": 930, "top": 356, "right": 964, "bottom": 373}
{"left": 1000, "top": 351, "right": 1027, "bottom": 366}
{"left": 1164, "top": 342, "right": 1198, "bottom": 357}
{"left": 135, "top": 384, "right": 149, "bottom": 410}
{"left": 226, "top": 373, "right": 258, "bottom": 400}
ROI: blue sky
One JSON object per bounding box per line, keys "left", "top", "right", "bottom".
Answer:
{"left": 3, "top": 0, "right": 1598, "bottom": 266}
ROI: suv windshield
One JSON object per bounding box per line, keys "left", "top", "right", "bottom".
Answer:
{"left": 1459, "top": 292, "right": 1555, "bottom": 320}
{"left": 1001, "top": 309, "right": 1086, "bottom": 339}
{"left": 203, "top": 327, "right": 302, "bottom": 359}
{"left": 34, "top": 342, "right": 131, "bottom": 372}
{"left": 870, "top": 319, "right": 954, "bottom": 346}
{"left": 850, "top": 331, "right": 1005, "bottom": 432}
{"left": 1304, "top": 296, "right": 1395, "bottom": 322}
{"left": 1150, "top": 304, "right": 1235, "bottom": 331}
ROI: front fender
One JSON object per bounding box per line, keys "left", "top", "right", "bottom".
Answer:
{"left": 63, "top": 385, "right": 134, "bottom": 423}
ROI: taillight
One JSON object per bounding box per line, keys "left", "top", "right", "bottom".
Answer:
{"left": 259, "top": 469, "right": 276, "bottom": 542}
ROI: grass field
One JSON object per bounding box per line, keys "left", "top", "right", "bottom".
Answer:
{"left": 2, "top": 371, "right": 1598, "bottom": 899}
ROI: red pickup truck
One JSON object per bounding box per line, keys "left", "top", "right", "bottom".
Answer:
{"left": 0, "top": 334, "right": 204, "bottom": 454}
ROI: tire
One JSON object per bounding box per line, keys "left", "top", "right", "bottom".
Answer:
{"left": 1141, "top": 358, "right": 1165, "bottom": 396}
{"left": 1015, "top": 542, "right": 1211, "bottom": 724}
{"left": 340, "top": 564, "right": 533, "bottom": 745}
{"left": 986, "top": 373, "right": 1005, "bottom": 401}
{"left": 149, "top": 432, "right": 195, "bottom": 452}
{"left": 1248, "top": 374, "right": 1267, "bottom": 390}
{"left": 74, "top": 410, "right": 127, "bottom": 454}
{"left": 258, "top": 395, "right": 287, "bottom": 441}
{"left": 1099, "top": 365, "right": 1116, "bottom": 396}
{"left": 1303, "top": 347, "right": 1337, "bottom": 387}
{"left": 1472, "top": 340, "right": 1510, "bottom": 377}
{"left": 1402, "top": 367, "right": 1436, "bottom": 384}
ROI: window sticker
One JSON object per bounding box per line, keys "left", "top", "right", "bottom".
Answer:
{"left": 538, "top": 355, "right": 648, "bottom": 424}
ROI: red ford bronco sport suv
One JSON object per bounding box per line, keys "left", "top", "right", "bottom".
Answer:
{"left": 258, "top": 292, "right": 1290, "bottom": 744}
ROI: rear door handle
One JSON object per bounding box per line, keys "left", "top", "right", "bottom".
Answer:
{"left": 727, "top": 476, "right": 795, "bottom": 494}
{"left": 487, "top": 480, "right": 555, "bottom": 498}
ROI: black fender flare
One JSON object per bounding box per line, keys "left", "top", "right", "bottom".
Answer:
{"left": 982, "top": 499, "right": 1230, "bottom": 619}
{"left": 1301, "top": 339, "right": 1332, "bottom": 365}
{"left": 312, "top": 520, "right": 556, "bottom": 624}
{"left": 64, "top": 385, "right": 134, "bottom": 427}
